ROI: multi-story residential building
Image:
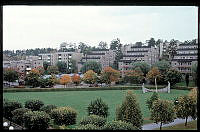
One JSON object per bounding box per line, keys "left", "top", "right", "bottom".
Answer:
{"left": 79, "top": 49, "right": 116, "bottom": 71}
{"left": 171, "top": 40, "right": 198, "bottom": 75}
{"left": 119, "top": 44, "right": 159, "bottom": 74}
{"left": 38, "top": 52, "right": 82, "bottom": 71}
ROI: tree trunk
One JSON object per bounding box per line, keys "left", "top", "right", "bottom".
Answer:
{"left": 185, "top": 117, "right": 188, "bottom": 126}
{"left": 160, "top": 122, "right": 162, "bottom": 130}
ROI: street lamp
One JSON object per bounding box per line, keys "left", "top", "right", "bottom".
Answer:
{"left": 9, "top": 126, "right": 14, "bottom": 130}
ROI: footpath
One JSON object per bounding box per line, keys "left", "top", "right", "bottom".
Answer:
{"left": 142, "top": 117, "right": 196, "bottom": 130}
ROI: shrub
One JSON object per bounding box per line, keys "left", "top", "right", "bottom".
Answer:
{"left": 3, "top": 99, "right": 22, "bottom": 120}
{"left": 146, "top": 67, "right": 164, "bottom": 85}
{"left": 11, "top": 108, "right": 31, "bottom": 126}
{"left": 23, "top": 111, "right": 51, "bottom": 129}
{"left": 50, "top": 107, "right": 77, "bottom": 126}
{"left": 123, "top": 70, "right": 144, "bottom": 84}
{"left": 146, "top": 92, "right": 159, "bottom": 110}
{"left": 102, "top": 120, "right": 137, "bottom": 130}
{"left": 76, "top": 124, "right": 101, "bottom": 130}
{"left": 25, "top": 99, "right": 44, "bottom": 111}
{"left": 87, "top": 98, "right": 109, "bottom": 118}
{"left": 79, "top": 115, "right": 106, "bottom": 127}
{"left": 40, "top": 104, "right": 57, "bottom": 114}
{"left": 116, "top": 91, "right": 143, "bottom": 129}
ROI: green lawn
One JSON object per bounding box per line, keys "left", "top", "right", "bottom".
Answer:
{"left": 3, "top": 89, "right": 189, "bottom": 126}
{"left": 154, "top": 120, "right": 197, "bottom": 130}
{"left": 175, "top": 80, "right": 196, "bottom": 87}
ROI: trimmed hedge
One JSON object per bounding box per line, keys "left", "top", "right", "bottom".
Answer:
{"left": 12, "top": 108, "right": 31, "bottom": 126}
{"left": 25, "top": 99, "right": 44, "bottom": 111}
{"left": 23, "top": 111, "right": 51, "bottom": 129}
{"left": 50, "top": 107, "right": 77, "bottom": 126}
{"left": 40, "top": 104, "right": 57, "bottom": 114}
{"left": 3, "top": 99, "right": 23, "bottom": 120}
{"left": 102, "top": 120, "right": 137, "bottom": 130}
{"left": 79, "top": 115, "right": 106, "bottom": 127}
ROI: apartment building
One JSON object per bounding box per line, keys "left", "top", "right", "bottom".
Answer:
{"left": 119, "top": 44, "right": 159, "bottom": 73}
{"left": 79, "top": 49, "right": 116, "bottom": 71}
{"left": 38, "top": 52, "right": 83, "bottom": 70}
{"left": 171, "top": 40, "right": 198, "bottom": 74}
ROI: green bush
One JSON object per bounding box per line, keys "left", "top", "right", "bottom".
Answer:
{"left": 23, "top": 111, "right": 51, "bottom": 129}
{"left": 79, "top": 115, "right": 106, "bottom": 127}
{"left": 3, "top": 99, "right": 22, "bottom": 120}
{"left": 146, "top": 92, "right": 159, "bottom": 110}
{"left": 102, "top": 120, "right": 137, "bottom": 130}
{"left": 25, "top": 99, "right": 44, "bottom": 111}
{"left": 164, "top": 68, "right": 183, "bottom": 86}
{"left": 11, "top": 108, "right": 31, "bottom": 126}
{"left": 40, "top": 104, "right": 57, "bottom": 114}
{"left": 76, "top": 124, "right": 101, "bottom": 130}
{"left": 87, "top": 98, "right": 109, "bottom": 118}
{"left": 50, "top": 107, "right": 77, "bottom": 126}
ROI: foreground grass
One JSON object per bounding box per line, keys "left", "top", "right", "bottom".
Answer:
{"left": 3, "top": 89, "right": 189, "bottom": 126}
{"left": 154, "top": 120, "right": 197, "bottom": 130}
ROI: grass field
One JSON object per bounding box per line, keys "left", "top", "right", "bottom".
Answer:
{"left": 154, "top": 120, "right": 197, "bottom": 130}
{"left": 3, "top": 89, "right": 189, "bottom": 126}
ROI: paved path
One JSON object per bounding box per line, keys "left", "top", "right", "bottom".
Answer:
{"left": 142, "top": 117, "right": 196, "bottom": 130}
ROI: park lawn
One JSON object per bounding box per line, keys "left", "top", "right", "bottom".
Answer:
{"left": 154, "top": 120, "right": 197, "bottom": 130}
{"left": 175, "top": 80, "right": 196, "bottom": 87}
{"left": 3, "top": 89, "right": 189, "bottom": 126}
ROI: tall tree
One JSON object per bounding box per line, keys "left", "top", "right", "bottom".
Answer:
{"left": 148, "top": 38, "right": 156, "bottom": 47}
{"left": 80, "top": 61, "right": 102, "bottom": 74}
{"left": 166, "top": 39, "right": 178, "bottom": 62}
{"left": 110, "top": 38, "right": 123, "bottom": 70}
{"left": 56, "top": 61, "right": 68, "bottom": 74}
{"left": 3, "top": 68, "right": 19, "bottom": 86}
{"left": 116, "top": 91, "right": 143, "bottom": 130}
{"left": 131, "top": 62, "right": 150, "bottom": 76}
{"left": 98, "top": 41, "right": 108, "bottom": 49}
{"left": 47, "top": 66, "right": 59, "bottom": 75}
{"left": 135, "top": 42, "right": 143, "bottom": 47}
{"left": 82, "top": 70, "right": 98, "bottom": 86}
{"left": 150, "top": 99, "right": 175, "bottom": 130}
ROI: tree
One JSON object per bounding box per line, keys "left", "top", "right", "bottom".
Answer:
{"left": 131, "top": 62, "right": 150, "bottom": 76}
{"left": 70, "top": 59, "right": 78, "bottom": 73}
{"left": 80, "top": 61, "right": 102, "bottom": 74}
{"left": 123, "top": 69, "right": 144, "bottom": 84}
{"left": 72, "top": 74, "right": 81, "bottom": 86}
{"left": 135, "top": 42, "right": 142, "bottom": 47}
{"left": 153, "top": 60, "right": 170, "bottom": 74}
{"left": 3, "top": 68, "right": 19, "bottom": 86}
{"left": 185, "top": 73, "right": 189, "bottom": 87}
{"left": 78, "top": 42, "right": 92, "bottom": 66}
{"left": 43, "top": 61, "right": 50, "bottom": 71}
{"left": 150, "top": 99, "right": 175, "bottom": 130}
{"left": 24, "top": 69, "right": 40, "bottom": 87}
{"left": 175, "top": 95, "right": 197, "bottom": 126}
{"left": 146, "top": 67, "right": 163, "bottom": 85}
{"left": 191, "top": 62, "right": 197, "bottom": 86}
{"left": 98, "top": 41, "right": 108, "bottom": 49}
{"left": 60, "top": 75, "right": 71, "bottom": 88}
{"left": 36, "top": 66, "right": 45, "bottom": 76}
{"left": 116, "top": 91, "right": 143, "bottom": 130}
{"left": 82, "top": 70, "right": 98, "bottom": 86}
{"left": 47, "top": 66, "right": 59, "bottom": 75}
{"left": 100, "top": 67, "right": 120, "bottom": 86}
{"left": 110, "top": 38, "right": 123, "bottom": 70}
{"left": 166, "top": 39, "right": 178, "bottom": 62}
{"left": 146, "top": 92, "right": 159, "bottom": 110}
{"left": 164, "top": 68, "right": 182, "bottom": 86}
{"left": 56, "top": 61, "right": 68, "bottom": 74}
{"left": 147, "top": 38, "right": 156, "bottom": 47}
{"left": 188, "top": 88, "right": 197, "bottom": 104}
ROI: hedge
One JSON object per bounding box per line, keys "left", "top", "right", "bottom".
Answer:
{"left": 25, "top": 99, "right": 44, "bottom": 111}
{"left": 102, "top": 120, "right": 137, "bottom": 130}
{"left": 79, "top": 115, "right": 106, "bottom": 127}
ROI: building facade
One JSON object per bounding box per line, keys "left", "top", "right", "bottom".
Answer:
{"left": 79, "top": 49, "right": 116, "bottom": 71}
{"left": 119, "top": 44, "right": 159, "bottom": 73}
{"left": 171, "top": 40, "right": 198, "bottom": 74}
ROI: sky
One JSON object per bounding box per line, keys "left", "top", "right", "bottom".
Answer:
{"left": 3, "top": 6, "right": 198, "bottom": 50}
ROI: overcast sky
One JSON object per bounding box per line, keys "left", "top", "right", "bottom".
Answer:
{"left": 3, "top": 6, "right": 198, "bottom": 50}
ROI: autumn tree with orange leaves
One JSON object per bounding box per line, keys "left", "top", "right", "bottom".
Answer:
{"left": 82, "top": 70, "right": 98, "bottom": 86}
{"left": 72, "top": 74, "right": 81, "bottom": 86}
{"left": 146, "top": 67, "right": 163, "bottom": 84}
{"left": 36, "top": 66, "right": 45, "bottom": 75}
{"left": 100, "top": 67, "right": 120, "bottom": 86}
{"left": 60, "top": 75, "right": 72, "bottom": 88}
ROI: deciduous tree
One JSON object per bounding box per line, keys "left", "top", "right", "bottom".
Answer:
{"left": 3, "top": 68, "right": 19, "bottom": 86}
{"left": 146, "top": 67, "right": 163, "bottom": 85}
{"left": 72, "top": 74, "right": 81, "bottom": 86}
{"left": 82, "top": 70, "right": 98, "bottom": 86}
{"left": 60, "top": 75, "right": 72, "bottom": 88}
